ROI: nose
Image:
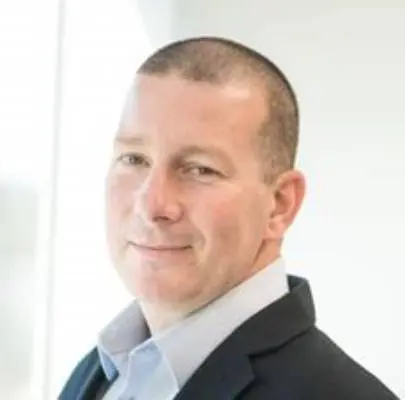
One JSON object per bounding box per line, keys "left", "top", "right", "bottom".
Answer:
{"left": 133, "top": 168, "right": 183, "bottom": 225}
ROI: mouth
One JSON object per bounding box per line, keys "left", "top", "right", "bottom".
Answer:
{"left": 129, "top": 242, "right": 191, "bottom": 258}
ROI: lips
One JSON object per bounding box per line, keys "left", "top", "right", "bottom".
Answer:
{"left": 131, "top": 243, "right": 190, "bottom": 251}
{"left": 129, "top": 242, "right": 191, "bottom": 259}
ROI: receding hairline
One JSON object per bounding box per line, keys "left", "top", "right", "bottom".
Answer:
{"left": 138, "top": 38, "right": 288, "bottom": 81}
{"left": 136, "top": 36, "right": 299, "bottom": 124}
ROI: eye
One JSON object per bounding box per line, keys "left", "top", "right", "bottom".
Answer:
{"left": 185, "top": 165, "right": 221, "bottom": 178}
{"left": 117, "top": 153, "right": 148, "bottom": 167}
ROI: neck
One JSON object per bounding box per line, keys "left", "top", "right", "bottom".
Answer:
{"left": 140, "top": 301, "right": 187, "bottom": 334}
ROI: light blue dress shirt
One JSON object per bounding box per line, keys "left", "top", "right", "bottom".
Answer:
{"left": 98, "top": 257, "right": 289, "bottom": 400}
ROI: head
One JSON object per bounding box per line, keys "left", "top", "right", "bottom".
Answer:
{"left": 105, "top": 37, "right": 305, "bottom": 325}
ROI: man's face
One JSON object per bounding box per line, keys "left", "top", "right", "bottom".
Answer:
{"left": 106, "top": 74, "right": 276, "bottom": 310}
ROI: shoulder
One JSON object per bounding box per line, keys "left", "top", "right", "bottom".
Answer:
{"left": 248, "top": 327, "right": 399, "bottom": 399}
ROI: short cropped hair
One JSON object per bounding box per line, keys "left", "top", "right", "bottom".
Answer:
{"left": 137, "top": 37, "right": 299, "bottom": 183}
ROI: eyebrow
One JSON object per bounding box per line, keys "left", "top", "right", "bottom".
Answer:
{"left": 114, "top": 135, "right": 145, "bottom": 146}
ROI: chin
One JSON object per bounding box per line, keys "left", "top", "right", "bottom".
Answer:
{"left": 125, "top": 273, "right": 201, "bottom": 307}
{"left": 116, "top": 250, "right": 202, "bottom": 304}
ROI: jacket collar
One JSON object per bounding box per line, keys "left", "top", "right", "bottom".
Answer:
{"left": 174, "top": 276, "right": 316, "bottom": 400}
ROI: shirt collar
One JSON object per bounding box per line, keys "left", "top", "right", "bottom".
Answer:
{"left": 97, "top": 301, "right": 150, "bottom": 380}
{"left": 97, "top": 257, "right": 288, "bottom": 386}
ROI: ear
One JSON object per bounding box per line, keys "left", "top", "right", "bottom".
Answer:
{"left": 264, "top": 169, "right": 306, "bottom": 240}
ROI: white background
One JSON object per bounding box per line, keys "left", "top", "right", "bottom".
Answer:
{"left": 0, "top": 1, "right": 403, "bottom": 399}
{"left": 51, "top": 1, "right": 405, "bottom": 397}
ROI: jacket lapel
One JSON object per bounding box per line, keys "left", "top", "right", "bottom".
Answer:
{"left": 59, "top": 348, "right": 107, "bottom": 400}
{"left": 76, "top": 357, "right": 106, "bottom": 400}
{"left": 175, "top": 276, "right": 315, "bottom": 400}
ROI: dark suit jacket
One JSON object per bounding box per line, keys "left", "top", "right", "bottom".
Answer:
{"left": 59, "top": 277, "right": 399, "bottom": 399}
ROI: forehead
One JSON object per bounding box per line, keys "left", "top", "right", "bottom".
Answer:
{"left": 118, "top": 74, "right": 267, "bottom": 149}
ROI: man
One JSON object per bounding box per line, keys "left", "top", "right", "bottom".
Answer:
{"left": 60, "top": 37, "right": 398, "bottom": 399}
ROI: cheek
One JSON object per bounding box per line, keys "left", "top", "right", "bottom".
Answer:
{"left": 192, "top": 191, "right": 267, "bottom": 252}
{"left": 193, "top": 193, "right": 244, "bottom": 248}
